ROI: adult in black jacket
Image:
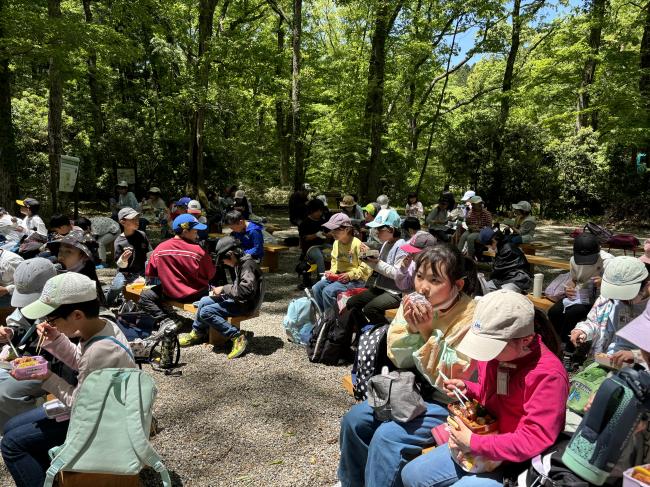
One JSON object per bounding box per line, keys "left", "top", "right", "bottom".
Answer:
{"left": 178, "top": 236, "right": 264, "bottom": 359}
{"left": 479, "top": 227, "right": 532, "bottom": 293}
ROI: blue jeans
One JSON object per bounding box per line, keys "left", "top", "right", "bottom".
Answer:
{"left": 338, "top": 400, "right": 448, "bottom": 487}
{"left": 401, "top": 444, "right": 503, "bottom": 487}
{"left": 192, "top": 295, "right": 244, "bottom": 338}
{"left": 1, "top": 407, "right": 69, "bottom": 487}
{"left": 106, "top": 271, "right": 141, "bottom": 305}
{"left": 0, "top": 369, "right": 45, "bottom": 430}
{"left": 311, "top": 278, "right": 364, "bottom": 313}
{"left": 306, "top": 244, "right": 333, "bottom": 274}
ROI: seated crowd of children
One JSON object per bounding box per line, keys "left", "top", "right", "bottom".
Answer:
{"left": 1, "top": 183, "right": 649, "bottom": 487}
{"left": 0, "top": 186, "right": 267, "bottom": 486}
{"left": 293, "top": 189, "right": 650, "bottom": 487}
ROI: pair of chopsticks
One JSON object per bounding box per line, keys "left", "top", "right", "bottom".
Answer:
{"left": 34, "top": 333, "right": 46, "bottom": 356}
{"left": 438, "top": 369, "right": 471, "bottom": 407}
{"left": 7, "top": 340, "right": 20, "bottom": 358}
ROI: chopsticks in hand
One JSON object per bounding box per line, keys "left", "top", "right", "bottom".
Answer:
{"left": 7, "top": 340, "right": 20, "bottom": 358}
{"left": 35, "top": 332, "right": 46, "bottom": 356}
{"left": 438, "top": 369, "right": 471, "bottom": 405}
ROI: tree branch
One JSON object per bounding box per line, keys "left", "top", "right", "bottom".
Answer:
{"left": 266, "top": 0, "right": 292, "bottom": 28}
{"left": 438, "top": 85, "right": 501, "bottom": 115}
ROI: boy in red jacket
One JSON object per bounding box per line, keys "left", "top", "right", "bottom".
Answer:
{"left": 138, "top": 214, "right": 216, "bottom": 326}
{"left": 401, "top": 290, "right": 569, "bottom": 487}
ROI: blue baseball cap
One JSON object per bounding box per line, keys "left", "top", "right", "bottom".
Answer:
{"left": 175, "top": 197, "right": 191, "bottom": 207}
{"left": 173, "top": 214, "right": 207, "bottom": 232}
{"left": 366, "top": 209, "right": 401, "bottom": 228}
{"left": 478, "top": 227, "right": 495, "bottom": 245}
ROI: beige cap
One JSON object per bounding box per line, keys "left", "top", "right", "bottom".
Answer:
{"left": 512, "top": 201, "right": 532, "bottom": 212}
{"left": 457, "top": 290, "right": 535, "bottom": 362}
{"left": 340, "top": 195, "right": 356, "bottom": 208}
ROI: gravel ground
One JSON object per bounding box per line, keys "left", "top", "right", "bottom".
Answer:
{"left": 0, "top": 221, "right": 645, "bottom": 486}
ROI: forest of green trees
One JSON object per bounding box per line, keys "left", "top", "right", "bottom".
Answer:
{"left": 0, "top": 0, "right": 648, "bottom": 218}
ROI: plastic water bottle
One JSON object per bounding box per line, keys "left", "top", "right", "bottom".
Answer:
{"left": 533, "top": 273, "right": 544, "bottom": 298}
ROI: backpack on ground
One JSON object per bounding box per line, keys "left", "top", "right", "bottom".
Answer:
{"left": 116, "top": 301, "right": 180, "bottom": 370}
{"left": 43, "top": 368, "right": 171, "bottom": 487}
{"left": 307, "top": 307, "right": 357, "bottom": 365}
{"left": 353, "top": 324, "right": 391, "bottom": 401}
{"left": 585, "top": 222, "right": 614, "bottom": 244}
{"left": 606, "top": 233, "right": 640, "bottom": 249}
{"left": 283, "top": 297, "right": 315, "bottom": 345}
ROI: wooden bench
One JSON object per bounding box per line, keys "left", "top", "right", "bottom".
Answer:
{"left": 483, "top": 251, "right": 569, "bottom": 273}
{"left": 262, "top": 243, "right": 290, "bottom": 272}
{"left": 208, "top": 312, "right": 259, "bottom": 346}
{"left": 520, "top": 242, "right": 552, "bottom": 255}
{"left": 124, "top": 284, "right": 259, "bottom": 346}
{"left": 527, "top": 294, "right": 555, "bottom": 312}
{"left": 57, "top": 472, "right": 139, "bottom": 487}
{"left": 0, "top": 306, "right": 13, "bottom": 326}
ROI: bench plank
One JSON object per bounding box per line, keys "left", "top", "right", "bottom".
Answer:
{"left": 342, "top": 374, "right": 354, "bottom": 396}
{"left": 483, "top": 251, "right": 569, "bottom": 271}
{"left": 527, "top": 294, "right": 555, "bottom": 311}
{"left": 58, "top": 472, "right": 140, "bottom": 487}
{"left": 208, "top": 313, "right": 259, "bottom": 346}
{"left": 384, "top": 308, "right": 398, "bottom": 320}
{"left": 262, "top": 244, "right": 290, "bottom": 272}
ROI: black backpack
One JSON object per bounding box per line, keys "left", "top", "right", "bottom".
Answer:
{"left": 585, "top": 222, "right": 614, "bottom": 244}
{"left": 503, "top": 435, "right": 589, "bottom": 487}
{"left": 116, "top": 301, "right": 181, "bottom": 372}
{"left": 353, "top": 324, "right": 390, "bottom": 401}
{"left": 307, "top": 307, "right": 357, "bottom": 365}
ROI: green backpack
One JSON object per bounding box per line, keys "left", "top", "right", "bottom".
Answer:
{"left": 43, "top": 368, "right": 171, "bottom": 487}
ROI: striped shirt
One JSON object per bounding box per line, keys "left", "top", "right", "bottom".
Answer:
{"left": 466, "top": 208, "right": 492, "bottom": 231}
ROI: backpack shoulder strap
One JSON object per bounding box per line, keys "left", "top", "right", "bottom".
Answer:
{"left": 85, "top": 335, "right": 135, "bottom": 361}
{"left": 43, "top": 370, "right": 118, "bottom": 487}
{"left": 123, "top": 371, "right": 172, "bottom": 486}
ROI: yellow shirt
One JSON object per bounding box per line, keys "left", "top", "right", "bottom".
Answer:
{"left": 330, "top": 237, "right": 373, "bottom": 282}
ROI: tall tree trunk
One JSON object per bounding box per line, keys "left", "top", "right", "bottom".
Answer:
{"left": 640, "top": 0, "right": 650, "bottom": 119}
{"left": 291, "top": 0, "right": 304, "bottom": 191}
{"left": 48, "top": 0, "right": 63, "bottom": 213}
{"left": 490, "top": 0, "right": 522, "bottom": 210}
{"left": 415, "top": 20, "right": 460, "bottom": 196}
{"left": 275, "top": 19, "right": 291, "bottom": 186}
{"left": 358, "top": 0, "right": 403, "bottom": 201}
{"left": 188, "top": 0, "right": 218, "bottom": 197}
{"left": 0, "top": 0, "right": 18, "bottom": 210}
{"left": 499, "top": 0, "right": 521, "bottom": 131}
{"left": 577, "top": 0, "right": 607, "bottom": 130}
{"left": 82, "top": 0, "right": 105, "bottom": 186}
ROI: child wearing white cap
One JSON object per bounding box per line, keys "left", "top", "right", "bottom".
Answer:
{"left": 401, "top": 290, "right": 569, "bottom": 487}
{"left": 0, "top": 258, "right": 57, "bottom": 428}
{"left": 570, "top": 256, "right": 650, "bottom": 366}
{"left": 1, "top": 272, "right": 135, "bottom": 487}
